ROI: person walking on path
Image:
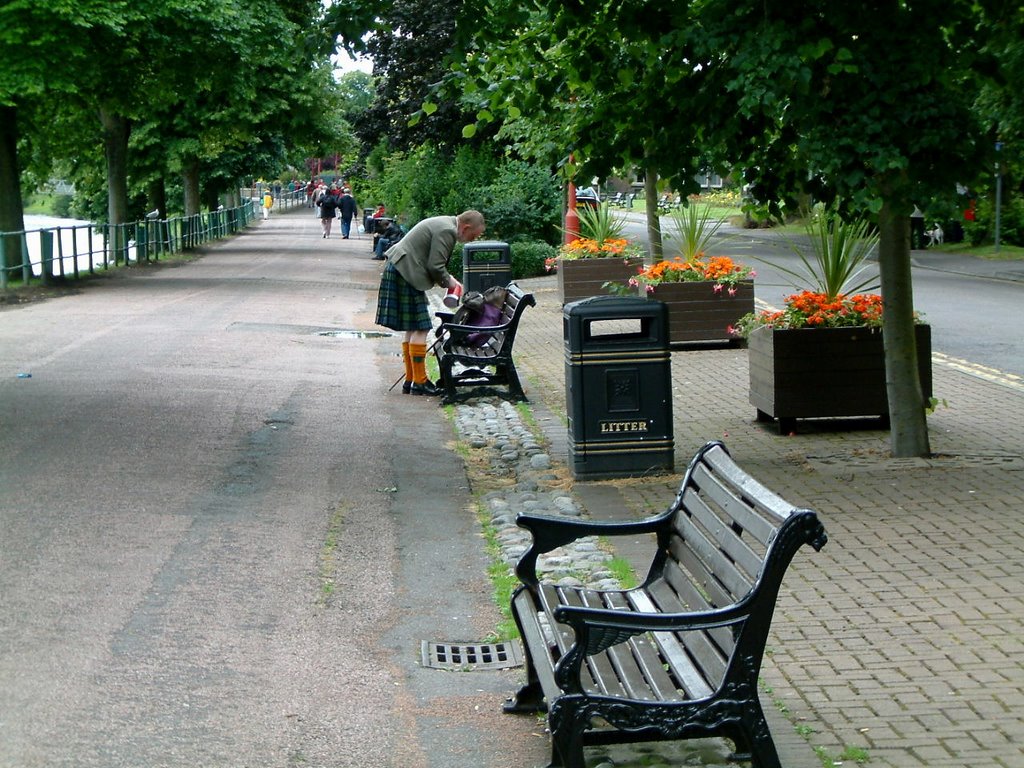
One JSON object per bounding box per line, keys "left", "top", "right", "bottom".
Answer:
{"left": 338, "top": 189, "right": 358, "bottom": 239}
{"left": 318, "top": 188, "right": 339, "bottom": 238}
{"left": 375, "top": 210, "right": 485, "bottom": 396}
{"left": 262, "top": 190, "right": 273, "bottom": 220}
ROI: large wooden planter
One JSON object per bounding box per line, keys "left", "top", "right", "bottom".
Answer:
{"left": 558, "top": 257, "right": 642, "bottom": 304}
{"left": 646, "top": 280, "right": 754, "bottom": 345}
{"left": 748, "top": 324, "right": 932, "bottom": 434}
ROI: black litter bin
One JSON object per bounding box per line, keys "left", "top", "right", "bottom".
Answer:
{"left": 462, "top": 240, "right": 512, "bottom": 293}
{"left": 564, "top": 295, "right": 674, "bottom": 479}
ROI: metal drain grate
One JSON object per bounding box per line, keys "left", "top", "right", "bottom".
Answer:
{"left": 421, "top": 640, "right": 523, "bottom": 670}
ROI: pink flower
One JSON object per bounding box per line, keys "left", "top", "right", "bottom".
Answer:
{"left": 628, "top": 277, "right": 638, "bottom": 287}
{"left": 728, "top": 287, "right": 737, "bottom": 297}
{"left": 645, "top": 284, "right": 655, "bottom": 294}
{"left": 713, "top": 283, "right": 723, "bottom": 293}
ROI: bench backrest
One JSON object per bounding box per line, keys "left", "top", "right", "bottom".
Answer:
{"left": 651, "top": 441, "right": 826, "bottom": 692}
{"left": 468, "top": 283, "right": 535, "bottom": 354}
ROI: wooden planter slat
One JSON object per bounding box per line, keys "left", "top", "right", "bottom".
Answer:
{"left": 558, "top": 257, "right": 641, "bottom": 304}
{"left": 747, "top": 324, "right": 932, "bottom": 432}
{"left": 646, "top": 280, "right": 754, "bottom": 344}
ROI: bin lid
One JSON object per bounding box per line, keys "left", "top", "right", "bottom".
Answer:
{"left": 564, "top": 294, "right": 666, "bottom": 318}
{"left": 463, "top": 240, "right": 510, "bottom": 251}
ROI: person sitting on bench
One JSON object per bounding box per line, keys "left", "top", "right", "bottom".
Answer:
{"left": 373, "top": 220, "right": 404, "bottom": 260}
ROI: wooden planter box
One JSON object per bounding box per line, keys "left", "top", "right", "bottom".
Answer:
{"left": 748, "top": 324, "right": 932, "bottom": 433}
{"left": 646, "top": 280, "right": 754, "bottom": 345}
{"left": 558, "top": 257, "right": 642, "bottom": 304}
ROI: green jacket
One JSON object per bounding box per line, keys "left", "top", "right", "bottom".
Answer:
{"left": 387, "top": 215, "right": 457, "bottom": 291}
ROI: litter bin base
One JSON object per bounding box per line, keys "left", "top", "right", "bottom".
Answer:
{"left": 569, "top": 441, "right": 674, "bottom": 480}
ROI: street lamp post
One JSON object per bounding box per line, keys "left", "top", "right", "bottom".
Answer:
{"left": 994, "top": 141, "right": 1003, "bottom": 254}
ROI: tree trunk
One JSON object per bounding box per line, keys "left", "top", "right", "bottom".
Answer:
{"left": 147, "top": 178, "right": 167, "bottom": 219}
{"left": 99, "top": 107, "right": 131, "bottom": 265}
{"left": 878, "top": 196, "right": 931, "bottom": 457}
{"left": 99, "top": 107, "right": 130, "bottom": 223}
{"left": 0, "top": 105, "right": 26, "bottom": 273}
{"left": 643, "top": 165, "right": 662, "bottom": 264}
{"left": 182, "top": 157, "right": 201, "bottom": 216}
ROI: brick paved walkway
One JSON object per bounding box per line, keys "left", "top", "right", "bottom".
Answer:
{"left": 509, "top": 274, "right": 1024, "bottom": 768}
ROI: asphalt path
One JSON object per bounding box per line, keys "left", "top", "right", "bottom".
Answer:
{"left": 0, "top": 215, "right": 545, "bottom": 768}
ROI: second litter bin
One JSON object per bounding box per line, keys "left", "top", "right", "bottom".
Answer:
{"left": 462, "top": 240, "right": 512, "bottom": 294}
{"left": 564, "top": 295, "right": 674, "bottom": 480}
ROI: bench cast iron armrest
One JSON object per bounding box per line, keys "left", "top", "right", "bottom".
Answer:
{"left": 555, "top": 596, "right": 753, "bottom": 644}
{"left": 514, "top": 511, "right": 671, "bottom": 586}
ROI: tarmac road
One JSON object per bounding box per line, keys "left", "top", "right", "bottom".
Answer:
{"left": 0, "top": 214, "right": 546, "bottom": 768}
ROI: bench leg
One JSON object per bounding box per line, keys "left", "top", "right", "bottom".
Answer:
{"left": 732, "top": 707, "right": 783, "bottom": 768}
{"left": 547, "top": 698, "right": 588, "bottom": 768}
{"left": 438, "top": 354, "right": 457, "bottom": 403}
{"left": 503, "top": 680, "right": 544, "bottom": 714}
{"left": 504, "top": 360, "right": 527, "bottom": 401}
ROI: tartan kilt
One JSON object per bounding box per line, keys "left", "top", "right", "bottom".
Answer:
{"left": 375, "top": 262, "right": 431, "bottom": 331}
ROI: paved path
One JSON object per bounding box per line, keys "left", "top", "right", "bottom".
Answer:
{"left": 2, "top": 207, "right": 1023, "bottom": 768}
{"left": 0, "top": 210, "right": 547, "bottom": 768}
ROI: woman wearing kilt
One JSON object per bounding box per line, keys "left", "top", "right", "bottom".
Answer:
{"left": 376, "top": 211, "right": 485, "bottom": 395}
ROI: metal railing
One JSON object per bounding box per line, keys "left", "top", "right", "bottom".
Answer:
{"left": 0, "top": 197, "right": 266, "bottom": 289}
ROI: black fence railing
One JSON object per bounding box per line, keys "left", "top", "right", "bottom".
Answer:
{"left": 0, "top": 194, "right": 285, "bottom": 289}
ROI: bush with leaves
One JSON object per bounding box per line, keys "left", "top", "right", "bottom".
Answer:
{"left": 962, "top": 194, "right": 1024, "bottom": 247}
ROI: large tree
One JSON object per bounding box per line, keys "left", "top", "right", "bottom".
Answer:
{"left": 695, "top": 0, "right": 989, "bottom": 457}
{"left": 0, "top": 0, "right": 134, "bottom": 272}
{"left": 448, "top": 0, "right": 1004, "bottom": 457}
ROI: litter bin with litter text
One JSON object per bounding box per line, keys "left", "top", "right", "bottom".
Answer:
{"left": 564, "top": 295, "right": 674, "bottom": 479}
{"left": 462, "top": 241, "right": 512, "bottom": 294}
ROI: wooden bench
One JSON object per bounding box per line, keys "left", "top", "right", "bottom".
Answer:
{"left": 434, "top": 282, "right": 536, "bottom": 405}
{"left": 504, "top": 441, "right": 828, "bottom": 768}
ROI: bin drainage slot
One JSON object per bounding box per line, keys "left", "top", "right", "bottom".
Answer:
{"left": 421, "top": 640, "right": 523, "bottom": 670}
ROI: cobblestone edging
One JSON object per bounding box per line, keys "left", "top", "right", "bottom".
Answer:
{"left": 450, "top": 399, "right": 623, "bottom": 591}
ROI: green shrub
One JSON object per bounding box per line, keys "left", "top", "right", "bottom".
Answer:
{"left": 362, "top": 142, "right": 561, "bottom": 244}
{"left": 511, "top": 241, "right": 557, "bottom": 279}
{"left": 963, "top": 194, "right": 1024, "bottom": 247}
{"left": 478, "top": 160, "right": 561, "bottom": 244}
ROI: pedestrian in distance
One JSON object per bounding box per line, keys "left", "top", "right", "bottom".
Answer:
{"left": 375, "top": 210, "right": 485, "bottom": 396}
{"left": 262, "top": 190, "right": 273, "bottom": 220}
{"left": 338, "top": 188, "right": 358, "bottom": 239}
{"left": 319, "top": 188, "right": 339, "bottom": 238}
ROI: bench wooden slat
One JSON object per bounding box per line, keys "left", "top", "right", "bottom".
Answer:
{"left": 628, "top": 589, "right": 716, "bottom": 700}
{"left": 605, "top": 591, "right": 682, "bottom": 702}
{"left": 537, "top": 584, "right": 607, "bottom": 696}
{"left": 572, "top": 589, "right": 652, "bottom": 700}
{"left": 680, "top": 486, "right": 765, "bottom": 585}
{"left": 696, "top": 450, "right": 794, "bottom": 541}
{"left": 643, "top": 579, "right": 730, "bottom": 692}
{"left": 669, "top": 513, "right": 752, "bottom": 605}
{"left": 511, "top": 588, "right": 562, "bottom": 704}
{"left": 556, "top": 587, "right": 629, "bottom": 699}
